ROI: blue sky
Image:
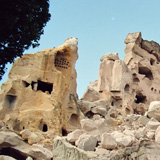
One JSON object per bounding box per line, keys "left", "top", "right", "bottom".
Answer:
{"left": 1, "top": 0, "right": 160, "bottom": 98}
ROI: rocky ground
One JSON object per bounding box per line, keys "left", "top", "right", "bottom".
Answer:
{"left": 1, "top": 100, "right": 160, "bottom": 159}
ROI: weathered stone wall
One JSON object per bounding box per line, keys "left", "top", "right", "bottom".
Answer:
{"left": 0, "top": 38, "right": 81, "bottom": 136}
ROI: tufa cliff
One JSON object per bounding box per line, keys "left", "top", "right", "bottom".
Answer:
{"left": 1, "top": 32, "right": 160, "bottom": 159}
{"left": 0, "top": 37, "right": 81, "bottom": 137}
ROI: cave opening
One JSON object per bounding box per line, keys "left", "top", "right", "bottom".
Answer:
{"left": 23, "top": 81, "right": 30, "bottom": 87}
{"left": 62, "top": 128, "right": 68, "bottom": 136}
{"left": 150, "top": 58, "right": 155, "bottom": 65}
{"left": 124, "top": 84, "right": 129, "bottom": 92}
{"left": 138, "top": 66, "right": 153, "bottom": 80}
{"left": 37, "top": 80, "right": 53, "bottom": 94}
{"left": 135, "top": 93, "right": 146, "bottom": 104}
{"left": 5, "top": 95, "right": 17, "bottom": 109}
{"left": 42, "top": 124, "right": 48, "bottom": 132}
{"left": 86, "top": 111, "right": 94, "bottom": 118}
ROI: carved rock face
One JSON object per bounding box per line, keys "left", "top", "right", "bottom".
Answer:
{"left": 0, "top": 38, "right": 80, "bottom": 136}
{"left": 82, "top": 32, "right": 160, "bottom": 116}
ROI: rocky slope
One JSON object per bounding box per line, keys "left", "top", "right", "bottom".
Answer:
{"left": 1, "top": 32, "right": 160, "bottom": 160}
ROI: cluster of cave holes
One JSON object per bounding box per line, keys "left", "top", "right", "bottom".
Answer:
{"left": 135, "top": 92, "right": 146, "bottom": 104}
{"left": 151, "top": 87, "right": 160, "bottom": 94}
{"left": 132, "top": 73, "right": 140, "bottom": 83}
{"left": 138, "top": 66, "right": 153, "bottom": 80}
{"left": 54, "top": 58, "right": 69, "bottom": 69}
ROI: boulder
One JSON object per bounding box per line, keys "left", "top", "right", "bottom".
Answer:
{"left": 53, "top": 136, "right": 97, "bottom": 160}
{"left": 147, "top": 101, "right": 160, "bottom": 121}
{"left": 111, "top": 131, "right": 135, "bottom": 147}
{"left": 66, "top": 129, "right": 84, "bottom": 143}
{"left": 101, "top": 133, "right": 117, "bottom": 149}
{"left": 77, "top": 135, "right": 97, "bottom": 151}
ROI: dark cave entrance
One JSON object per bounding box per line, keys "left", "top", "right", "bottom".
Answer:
{"left": 138, "top": 66, "right": 153, "bottom": 80}
{"left": 37, "top": 80, "right": 53, "bottom": 94}
{"left": 42, "top": 124, "right": 48, "bottom": 132}
{"left": 135, "top": 93, "right": 146, "bottom": 104}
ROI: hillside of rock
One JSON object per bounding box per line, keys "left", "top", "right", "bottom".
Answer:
{"left": 1, "top": 32, "right": 160, "bottom": 160}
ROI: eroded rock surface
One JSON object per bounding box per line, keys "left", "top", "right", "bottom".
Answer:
{"left": 0, "top": 38, "right": 81, "bottom": 137}
{"left": 1, "top": 33, "right": 160, "bottom": 159}
{"left": 82, "top": 32, "right": 160, "bottom": 117}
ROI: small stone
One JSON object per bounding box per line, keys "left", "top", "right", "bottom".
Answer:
{"left": 20, "top": 129, "right": 32, "bottom": 140}
{"left": 146, "top": 131, "right": 155, "bottom": 139}
{"left": 95, "top": 148, "right": 110, "bottom": 155}
{"left": 28, "top": 133, "right": 40, "bottom": 145}
{"left": 67, "top": 129, "right": 84, "bottom": 143}
{"left": 145, "top": 118, "right": 160, "bottom": 131}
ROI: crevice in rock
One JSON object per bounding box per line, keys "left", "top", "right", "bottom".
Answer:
{"left": 0, "top": 147, "right": 28, "bottom": 160}
{"left": 42, "top": 124, "right": 48, "bottom": 132}
{"left": 135, "top": 93, "right": 146, "bottom": 104}
{"left": 23, "top": 81, "right": 30, "bottom": 87}
{"left": 138, "top": 66, "right": 153, "bottom": 80}
{"left": 62, "top": 128, "right": 68, "bottom": 136}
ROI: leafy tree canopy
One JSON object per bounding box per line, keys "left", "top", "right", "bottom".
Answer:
{"left": 0, "top": 0, "right": 51, "bottom": 80}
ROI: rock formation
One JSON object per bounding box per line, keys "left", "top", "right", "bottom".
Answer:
{"left": 1, "top": 32, "right": 160, "bottom": 159}
{"left": 0, "top": 38, "right": 81, "bottom": 137}
{"left": 82, "top": 32, "right": 160, "bottom": 117}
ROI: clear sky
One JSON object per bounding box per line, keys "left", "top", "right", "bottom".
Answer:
{"left": 1, "top": 0, "right": 160, "bottom": 98}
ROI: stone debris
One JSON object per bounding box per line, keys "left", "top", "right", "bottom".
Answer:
{"left": 1, "top": 32, "right": 160, "bottom": 159}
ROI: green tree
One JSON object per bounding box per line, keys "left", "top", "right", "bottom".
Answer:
{"left": 0, "top": 0, "right": 51, "bottom": 80}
